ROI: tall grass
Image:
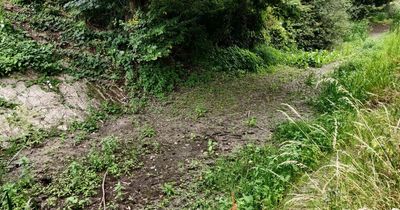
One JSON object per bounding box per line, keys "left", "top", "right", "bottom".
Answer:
{"left": 284, "top": 105, "right": 400, "bottom": 209}
{"left": 284, "top": 28, "right": 400, "bottom": 209}
{"left": 316, "top": 29, "right": 400, "bottom": 112}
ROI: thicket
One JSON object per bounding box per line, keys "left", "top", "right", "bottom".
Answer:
{"left": 0, "top": 0, "right": 396, "bottom": 94}
{"left": 0, "top": 0, "right": 372, "bottom": 94}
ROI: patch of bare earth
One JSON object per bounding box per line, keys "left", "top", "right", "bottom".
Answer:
{"left": 0, "top": 73, "right": 98, "bottom": 140}
{"left": 3, "top": 66, "right": 322, "bottom": 209}
{"left": 91, "top": 68, "right": 319, "bottom": 209}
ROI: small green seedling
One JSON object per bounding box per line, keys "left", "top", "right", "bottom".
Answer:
{"left": 245, "top": 117, "right": 258, "bottom": 128}
{"left": 141, "top": 125, "right": 156, "bottom": 138}
{"left": 207, "top": 139, "right": 218, "bottom": 155}
{"left": 161, "top": 183, "right": 176, "bottom": 196}
{"left": 194, "top": 106, "right": 208, "bottom": 118}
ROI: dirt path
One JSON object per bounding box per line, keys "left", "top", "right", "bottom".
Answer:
{"left": 1, "top": 25, "right": 389, "bottom": 209}
{"left": 3, "top": 67, "right": 316, "bottom": 208}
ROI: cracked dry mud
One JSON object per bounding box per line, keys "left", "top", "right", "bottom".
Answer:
{"left": 0, "top": 73, "right": 97, "bottom": 141}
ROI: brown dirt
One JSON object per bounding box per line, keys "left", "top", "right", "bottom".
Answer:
{"left": 4, "top": 67, "right": 320, "bottom": 209}
{"left": 370, "top": 23, "right": 390, "bottom": 39}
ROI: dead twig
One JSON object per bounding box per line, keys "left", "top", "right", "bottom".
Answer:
{"left": 100, "top": 171, "right": 108, "bottom": 210}
{"left": 7, "top": 147, "right": 24, "bottom": 167}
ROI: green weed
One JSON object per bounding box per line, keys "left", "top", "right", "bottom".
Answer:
{"left": 161, "top": 183, "right": 176, "bottom": 197}
{"left": 194, "top": 106, "right": 208, "bottom": 119}
{"left": 43, "top": 136, "right": 138, "bottom": 208}
{"left": 0, "top": 97, "right": 18, "bottom": 109}
{"left": 244, "top": 117, "right": 258, "bottom": 128}
{"left": 26, "top": 75, "right": 61, "bottom": 92}
{"left": 0, "top": 157, "right": 37, "bottom": 209}
{"left": 206, "top": 139, "right": 218, "bottom": 156}
{"left": 140, "top": 125, "right": 156, "bottom": 138}
{"left": 70, "top": 102, "right": 123, "bottom": 133}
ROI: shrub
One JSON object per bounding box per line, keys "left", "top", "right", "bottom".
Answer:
{"left": 253, "top": 44, "right": 283, "bottom": 66}
{"left": 208, "top": 46, "right": 264, "bottom": 73}
{"left": 137, "top": 62, "right": 182, "bottom": 95}
{"left": 344, "top": 21, "right": 369, "bottom": 41}
{"left": 291, "top": 0, "right": 351, "bottom": 50}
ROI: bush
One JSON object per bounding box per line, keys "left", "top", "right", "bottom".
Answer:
{"left": 208, "top": 46, "right": 264, "bottom": 73}
{"left": 344, "top": 21, "right": 369, "bottom": 41}
{"left": 253, "top": 44, "right": 283, "bottom": 66}
{"left": 137, "top": 62, "right": 182, "bottom": 95}
{"left": 291, "top": 0, "right": 351, "bottom": 50}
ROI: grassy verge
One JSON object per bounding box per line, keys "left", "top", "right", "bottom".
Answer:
{"left": 284, "top": 103, "right": 400, "bottom": 209}
{"left": 188, "top": 29, "right": 400, "bottom": 209}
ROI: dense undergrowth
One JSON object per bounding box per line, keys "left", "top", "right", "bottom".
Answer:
{"left": 0, "top": 0, "right": 394, "bottom": 95}
{"left": 189, "top": 29, "right": 400, "bottom": 209}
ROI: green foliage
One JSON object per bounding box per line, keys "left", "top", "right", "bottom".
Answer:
{"left": 137, "top": 62, "right": 182, "bottom": 95}
{"left": 45, "top": 136, "right": 138, "bottom": 208}
{"left": 121, "top": 0, "right": 303, "bottom": 93}
{"left": 0, "top": 158, "right": 36, "bottom": 210}
{"left": 64, "top": 0, "right": 128, "bottom": 27}
{"left": 161, "top": 183, "right": 176, "bottom": 197}
{"left": 244, "top": 117, "right": 258, "bottom": 128}
{"left": 140, "top": 125, "right": 156, "bottom": 138}
{"left": 70, "top": 102, "right": 123, "bottom": 133}
{"left": 194, "top": 105, "right": 208, "bottom": 119}
{"left": 26, "top": 75, "right": 62, "bottom": 92}
{"left": 30, "top": 9, "right": 71, "bottom": 32}
{"left": 317, "top": 31, "right": 400, "bottom": 112}
{"left": 350, "top": 0, "right": 392, "bottom": 20}
{"left": 207, "top": 139, "right": 218, "bottom": 156}
{"left": 3, "top": 127, "right": 50, "bottom": 157}
{"left": 252, "top": 44, "right": 283, "bottom": 66}
{"left": 345, "top": 21, "right": 369, "bottom": 41}
{"left": 291, "top": 0, "right": 351, "bottom": 50}
{"left": 207, "top": 46, "right": 264, "bottom": 72}
{"left": 0, "top": 97, "right": 18, "bottom": 109}
{"left": 284, "top": 49, "right": 339, "bottom": 68}
{"left": 0, "top": 16, "right": 62, "bottom": 76}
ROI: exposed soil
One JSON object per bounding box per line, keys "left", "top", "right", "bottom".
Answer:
{"left": 370, "top": 23, "right": 390, "bottom": 39}
{"left": 4, "top": 68, "right": 317, "bottom": 209}
{"left": 0, "top": 73, "right": 98, "bottom": 141}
